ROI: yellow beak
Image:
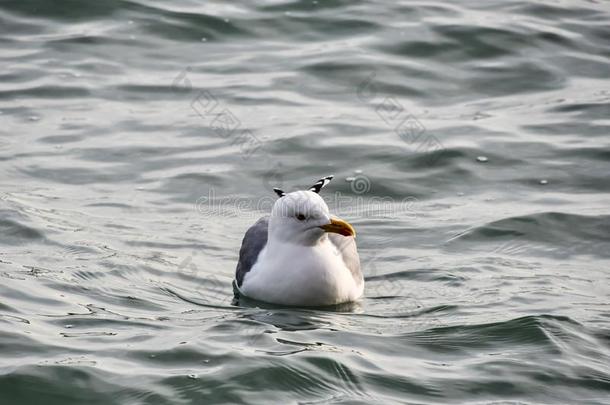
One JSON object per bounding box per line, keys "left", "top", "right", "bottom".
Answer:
{"left": 319, "top": 217, "right": 356, "bottom": 237}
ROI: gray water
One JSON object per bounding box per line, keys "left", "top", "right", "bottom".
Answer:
{"left": 1, "top": 0, "right": 610, "bottom": 404}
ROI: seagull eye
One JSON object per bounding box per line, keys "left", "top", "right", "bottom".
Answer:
{"left": 296, "top": 213, "right": 306, "bottom": 221}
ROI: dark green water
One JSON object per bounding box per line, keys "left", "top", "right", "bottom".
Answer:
{"left": 1, "top": 0, "right": 609, "bottom": 404}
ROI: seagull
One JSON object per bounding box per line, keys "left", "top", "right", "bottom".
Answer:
{"left": 234, "top": 176, "right": 363, "bottom": 306}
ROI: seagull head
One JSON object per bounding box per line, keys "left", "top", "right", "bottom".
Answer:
{"left": 268, "top": 176, "right": 355, "bottom": 245}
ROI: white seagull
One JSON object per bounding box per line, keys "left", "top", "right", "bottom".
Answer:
{"left": 234, "top": 176, "right": 363, "bottom": 306}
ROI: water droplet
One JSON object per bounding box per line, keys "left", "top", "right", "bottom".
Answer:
{"left": 224, "top": 18, "right": 230, "bottom": 23}
{"left": 65, "top": 324, "right": 73, "bottom": 328}
{"left": 28, "top": 115, "right": 40, "bottom": 121}
{"left": 128, "top": 20, "right": 134, "bottom": 25}
{"left": 540, "top": 179, "right": 548, "bottom": 185}
{"left": 457, "top": 192, "right": 464, "bottom": 196}
{"left": 476, "top": 156, "right": 488, "bottom": 162}
{"left": 345, "top": 177, "right": 356, "bottom": 182}
{"left": 355, "top": 169, "right": 363, "bottom": 174}
{"left": 187, "top": 374, "right": 198, "bottom": 379}
{"left": 201, "top": 37, "right": 207, "bottom": 42}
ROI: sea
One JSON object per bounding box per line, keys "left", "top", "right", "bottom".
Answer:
{"left": 1, "top": 0, "right": 609, "bottom": 404}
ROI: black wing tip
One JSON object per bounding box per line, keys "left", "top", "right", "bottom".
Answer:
{"left": 273, "top": 175, "right": 334, "bottom": 196}
{"left": 273, "top": 188, "right": 286, "bottom": 198}
{"left": 308, "top": 175, "right": 334, "bottom": 193}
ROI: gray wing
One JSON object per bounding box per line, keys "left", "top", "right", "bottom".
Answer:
{"left": 328, "top": 233, "right": 363, "bottom": 287}
{"left": 235, "top": 216, "right": 269, "bottom": 287}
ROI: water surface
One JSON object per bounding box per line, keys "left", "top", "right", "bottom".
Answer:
{"left": 1, "top": 0, "right": 609, "bottom": 404}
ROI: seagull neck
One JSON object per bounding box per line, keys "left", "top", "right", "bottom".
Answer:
{"left": 267, "top": 230, "right": 327, "bottom": 247}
